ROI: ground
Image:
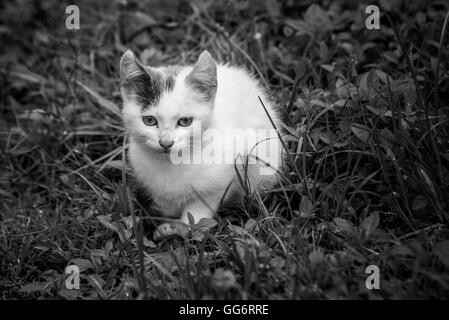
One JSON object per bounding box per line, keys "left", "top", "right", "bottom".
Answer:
{"left": 1, "top": 0, "right": 449, "bottom": 299}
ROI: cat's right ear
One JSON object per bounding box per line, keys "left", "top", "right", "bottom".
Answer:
{"left": 120, "top": 50, "right": 156, "bottom": 104}
{"left": 120, "top": 50, "right": 145, "bottom": 85}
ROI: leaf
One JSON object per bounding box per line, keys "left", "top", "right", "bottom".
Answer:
{"left": 228, "top": 224, "right": 246, "bottom": 236}
{"left": 87, "top": 274, "right": 105, "bottom": 291}
{"left": 358, "top": 69, "right": 393, "bottom": 100}
{"left": 361, "top": 212, "right": 380, "bottom": 237}
{"left": 379, "top": 128, "right": 395, "bottom": 149}
{"left": 412, "top": 195, "right": 428, "bottom": 211}
{"left": 97, "top": 215, "right": 118, "bottom": 233}
{"left": 122, "top": 216, "right": 136, "bottom": 230}
{"left": 366, "top": 104, "right": 387, "bottom": 116}
{"left": 71, "top": 258, "right": 94, "bottom": 272}
{"left": 195, "top": 218, "right": 218, "bottom": 230}
{"left": 351, "top": 124, "right": 372, "bottom": 143}
{"left": 333, "top": 217, "right": 354, "bottom": 235}
{"left": 19, "top": 282, "right": 50, "bottom": 293}
{"left": 371, "top": 69, "right": 393, "bottom": 85}
{"left": 244, "top": 218, "right": 259, "bottom": 231}
{"left": 146, "top": 248, "right": 186, "bottom": 274}
{"left": 143, "top": 236, "right": 157, "bottom": 248}
{"left": 76, "top": 81, "right": 121, "bottom": 118}
{"left": 285, "top": 19, "right": 311, "bottom": 36}
{"left": 105, "top": 241, "right": 113, "bottom": 254}
{"left": 309, "top": 250, "right": 325, "bottom": 266}
{"left": 434, "top": 241, "right": 449, "bottom": 268}
{"left": 90, "top": 249, "right": 108, "bottom": 259}
{"left": 299, "top": 196, "right": 314, "bottom": 217}
{"left": 59, "top": 174, "right": 70, "bottom": 185}
{"left": 336, "top": 78, "right": 356, "bottom": 99}
{"left": 135, "top": 12, "right": 157, "bottom": 25}
{"left": 192, "top": 218, "right": 218, "bottom": 241}
{"left": 304, "top": 4, "right": 332, "bottom": 32}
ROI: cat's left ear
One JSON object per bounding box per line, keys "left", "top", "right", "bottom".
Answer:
{"left": 185, "top": 50, "right": 217, "bottom": 101}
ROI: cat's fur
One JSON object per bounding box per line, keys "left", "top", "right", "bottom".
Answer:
{"left": 120, "top": 50, "right": 283, "bottom": 238}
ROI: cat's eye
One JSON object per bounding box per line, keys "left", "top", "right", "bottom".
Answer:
{"left": 142, "top": 116, "right": 157, "bottom": 126}
{"left": 177, "top": 117, "right": 193, "bottom": 127}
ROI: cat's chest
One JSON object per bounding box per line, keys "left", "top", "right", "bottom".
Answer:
{"left": 129, "top": 141, "right": 232, "bottom": 200}
{"left": 133, "top": 156, "right": 190, "bottom": 189}
{"left": 145, "top": 164, "right": 198, "bottom": 193}
{"left": 132, "top": 152, "right": 208, "bottom": 193}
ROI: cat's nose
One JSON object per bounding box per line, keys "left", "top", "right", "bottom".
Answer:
{"left": 159, "top": 139, "right": 174, "bottom": 151}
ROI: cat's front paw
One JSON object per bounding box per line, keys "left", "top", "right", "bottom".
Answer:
{"left": 153, "top": 222, "right": 189, "bottom": 241}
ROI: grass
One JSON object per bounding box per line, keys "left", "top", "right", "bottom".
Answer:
{"left": 1, "top": 0, "right": 449, "bottom": 299}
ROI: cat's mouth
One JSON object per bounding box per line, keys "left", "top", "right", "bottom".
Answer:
{"left": 155, "top": 146, "right": 177, "bottom": 155}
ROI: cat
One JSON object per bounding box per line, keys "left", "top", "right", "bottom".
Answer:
{"left": 120, "top": 50, "right": 283, "bottom": 239}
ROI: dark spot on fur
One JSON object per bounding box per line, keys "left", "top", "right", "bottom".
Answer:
{"left": 121, "top": 70, "right": 162, "bottom": 106}
{"left": 122, "top": 65, "right": 183, "bottom": 108}
{"left": 160, "top": 65, "right": 183, "bottom": 93}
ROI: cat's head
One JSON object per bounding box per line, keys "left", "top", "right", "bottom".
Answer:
{"left": 120, "top": 50, "right": 217, "bottom": 154}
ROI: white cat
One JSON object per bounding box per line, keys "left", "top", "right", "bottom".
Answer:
{"left": 120, "top": 50, "right": 283, "bottom": 239}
